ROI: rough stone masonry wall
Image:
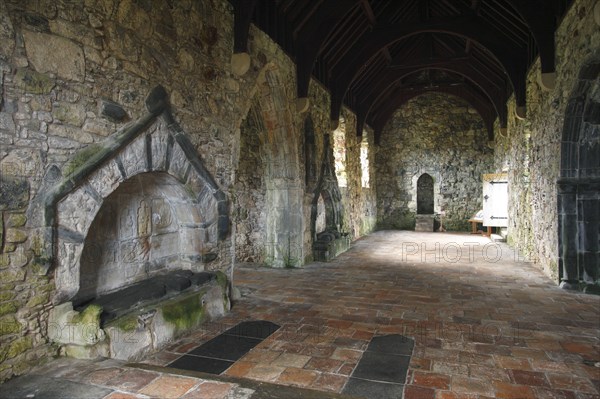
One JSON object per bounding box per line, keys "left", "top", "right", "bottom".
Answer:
{"left": 376, "top": 93, "right": 494, "bottom": 231}
{"left": 0, "top": 0, "right": 246, "bottom": 380}
{"left": 0, "top": 0, "right": 376, "bottom": 380}
{"left": 494, "top": 0, "right": 600, "bottom": 281}
{"left": 339, "top": 110, "right": 377, "bottom": 239}
{"left": 232, "top": 100, "right": 266, "bottom": 263}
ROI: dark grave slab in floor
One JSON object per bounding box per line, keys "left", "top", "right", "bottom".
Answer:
{"left": 168, "top": 320, "right": 280, "bottom": 375}
{"left": 342, "top": 334, "right": 414, "bottom": 399}
{"left": 350, "top": 351, "right": 411, "bottom": 384}
{"left": 343, "top": 378, "right": 405, "bottom": 399}
{"left": 365, "top": 334, "right": 414, "bottom": 356}
{"left": 167, "top": 354, "right": 234, "bottom": 374}
{"left": 0, "top": 375, "right": 114, "bottom": 399}
{"left": 224, "top": 320, "right": 280, "bottom": 339}
{"left": 188, "top": 334, "right": 263, "bottom": 361}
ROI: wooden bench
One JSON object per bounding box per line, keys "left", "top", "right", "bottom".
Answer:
{"left": 468, "top": 218, "right": 492, "bottom": 236}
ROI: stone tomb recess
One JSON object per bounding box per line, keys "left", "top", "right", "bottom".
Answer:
{"left": 311, "top": 134, "right": 350, "bottom": 261}
{"left": 36, "top": 86, "right": 231, "bottom": 360}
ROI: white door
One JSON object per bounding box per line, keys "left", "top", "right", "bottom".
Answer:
{"left": 482, "top": 173, "right": 508, "bottom": 227}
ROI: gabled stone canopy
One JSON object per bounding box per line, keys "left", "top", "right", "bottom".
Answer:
{"left": 32, "top": 86, "right": 229, "bottom": 303}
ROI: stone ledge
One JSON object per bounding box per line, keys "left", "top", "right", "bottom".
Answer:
{"left": 48, "top": 271, "right": 231, "bottom": 362}
{"left": 313, "top": 234, "right": 351, "bottom": 262}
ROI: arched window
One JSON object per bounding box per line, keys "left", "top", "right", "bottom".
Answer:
{"left": 360, "top": 136, "right": 370, "bottom": 188}
{"left": 333, "top": 118, "right": 347, "bottom": 188}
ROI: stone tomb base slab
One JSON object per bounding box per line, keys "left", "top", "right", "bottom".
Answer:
{"left": 415, "top": 214, "right": 435, "bottom": 232}
{"left": 48, "top": 271, "right": 230, "bottom": 362}
{"left": 313, "top": 235, "right": 351, "bottom": 262}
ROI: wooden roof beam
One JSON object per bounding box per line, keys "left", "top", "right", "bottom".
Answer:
{"left": 231, "top": 0, "right": 258, "bottom": 76}
{"left": 358, "top": 63, "right": 507, "bottom": 131}
{"left": 329, "top": 16, "right": 527, "bottom": 122}
{"left": 505, "top": 0, "right": 557, "bottom": 89}
{"left": 295, "top": 0, "right": 358, "bottom": 98}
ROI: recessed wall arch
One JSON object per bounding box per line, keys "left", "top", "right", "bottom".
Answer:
{"left": 411, "top": 170, "right": 441, "bottom": 216}
{"left": 244, "top": 63, "right": 305, "bottom": 267}
{"left": 32, "top": 86, "right": 229, "bottom": 302}
{"left": 558, "top": 53, "right": 600, "bottom": 291}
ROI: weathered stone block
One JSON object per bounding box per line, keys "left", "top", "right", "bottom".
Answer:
{"left": 57, "top": 185, "right": 100, "bottom": 234}
{"left": 0, "top": 177, "right": 30, "bottom": 211}
{"left": 119, "top": 133, "right": 147, "bottom": 177}
{"left": 105, "top": 323, "right": 153, "bottom": 361}
{"left": 48, "top": 123, "right": 93, "bottom": 144}
{"left": 100, "top": 100, "right": 128, "bottom": 122}
{"left": 5, "top": 229, "right": 27, "bottom": 243}
{"left": 13, "top": 68, "right": 55, "bottom": 94}
{"left": 203, "top": 285, "right": 228, "bottom": 319}
{"left": 7, "top": 337, "right": 32, "bottom": 359}
{"left": 23, "top": 30, "right": 85, "bottom": 82}
{"left": 26, "top": 292, "right": 49, "bottom": 308}
{"left": 64, "top": 341, "right": 109, "bottom": 360}
{"left": 87, "top": 159, "right": 123, "bottom": 198}
{"left": 0, "top": 301, "right": 18, "bottom": 317}
{"left": 0, "top": 1, "right": 15, "bottom": 60}
{"left": 47, "top": 302, "right": 105, "bottom": 346}
{"left": 5, "top": 213, "right": 26, "bottom": 228}
{"left": 150, "top": 310, "right": 176, "bottom": 349}
{"left": 0, "top": 315, "right": 21, "bottom": 336}
{"left": 145, "top": 85, "right": 168, "bottom": 115}
{"left": 0, "top": 112, "right": 15, "bottom": 131}
{"left": 0, "top": 269, "right": 25, "bottom": 283}
{"left": 52, "top": 103, "right": 86, "bottom": 126}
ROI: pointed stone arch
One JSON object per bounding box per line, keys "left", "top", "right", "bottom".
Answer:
{"left": 242, "top": 63, "right": 305, "bottom": 267}
{"left": 311, "top": 133, "right": 349, "bottom": 261}
{"left": 558, "top": 54, "right": 600, "bottom": 291}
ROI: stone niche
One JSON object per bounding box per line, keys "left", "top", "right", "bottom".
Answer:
{"left": 415, "top": 173, "right": 435, "bottom": 232}
{"left": 77, "top": 173, "right": 201, "bottom": 301}
{"left": 38, "top": 86, "right": 231, "bottom": 360}
{"left": 311, "top": 134, "right": 350, "bottom": 261}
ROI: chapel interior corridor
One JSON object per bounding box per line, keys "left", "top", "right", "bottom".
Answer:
{"left": 2, "top": 231, "right": 598, "bottom": 398}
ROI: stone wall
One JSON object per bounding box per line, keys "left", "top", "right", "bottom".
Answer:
{"left": 494, "top": 0, "right": 600, "bottom": 281}
{"left": 332, "top": 112, "right": 377, "bottom": 240}
{"left": 232, "top": 101, "right": 266, "bottom": 263}
{"left": 0, "top": 0, "right": 376, "bottom": 380}
{"left": 376, "top": 93, "right": 494, "bottom": 231}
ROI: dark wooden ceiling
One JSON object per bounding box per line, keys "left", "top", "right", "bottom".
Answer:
{"left": 231, "top": 0, "right": 573, "bottom": 142}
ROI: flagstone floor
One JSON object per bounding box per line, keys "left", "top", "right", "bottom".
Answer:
{"left": 2, "top": 231, "right": 599, "bottom": 399}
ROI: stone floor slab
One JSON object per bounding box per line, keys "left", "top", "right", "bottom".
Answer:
{"left": 342, "top": 377, "right": 405, "bottom": 398}
{"left": 0, "top": 375, "right": 114, "bottom": 399}
{"left": 351, "top": 351, "right": 411, "bottom": 384}
{"left": 168, "top": 355, "right": 234, "bottom": 375}
{"left": 189, "top": 335, "right": 263, "bottom": 362}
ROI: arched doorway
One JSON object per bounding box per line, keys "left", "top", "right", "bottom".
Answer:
{"left": 558, "top": 55, "right": 600, "bottom": 291}
{"left": 417, "top": 173, "right": 434, "bottom": 214}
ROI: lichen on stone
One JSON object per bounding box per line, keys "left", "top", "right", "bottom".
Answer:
{"left": 161, "top": 291, "right": 206, "bottom": 331}
{"left": 108, "top": 314, "right": 138, "bottom": 332}
{"left": 71, "top": 304, "right": 102, "bottom": 326}
{"left": 63, "top": 144, "right": 103, "bottom": 177}
{"left": 7, "top": 336, "right": 32, "bottom": 359}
